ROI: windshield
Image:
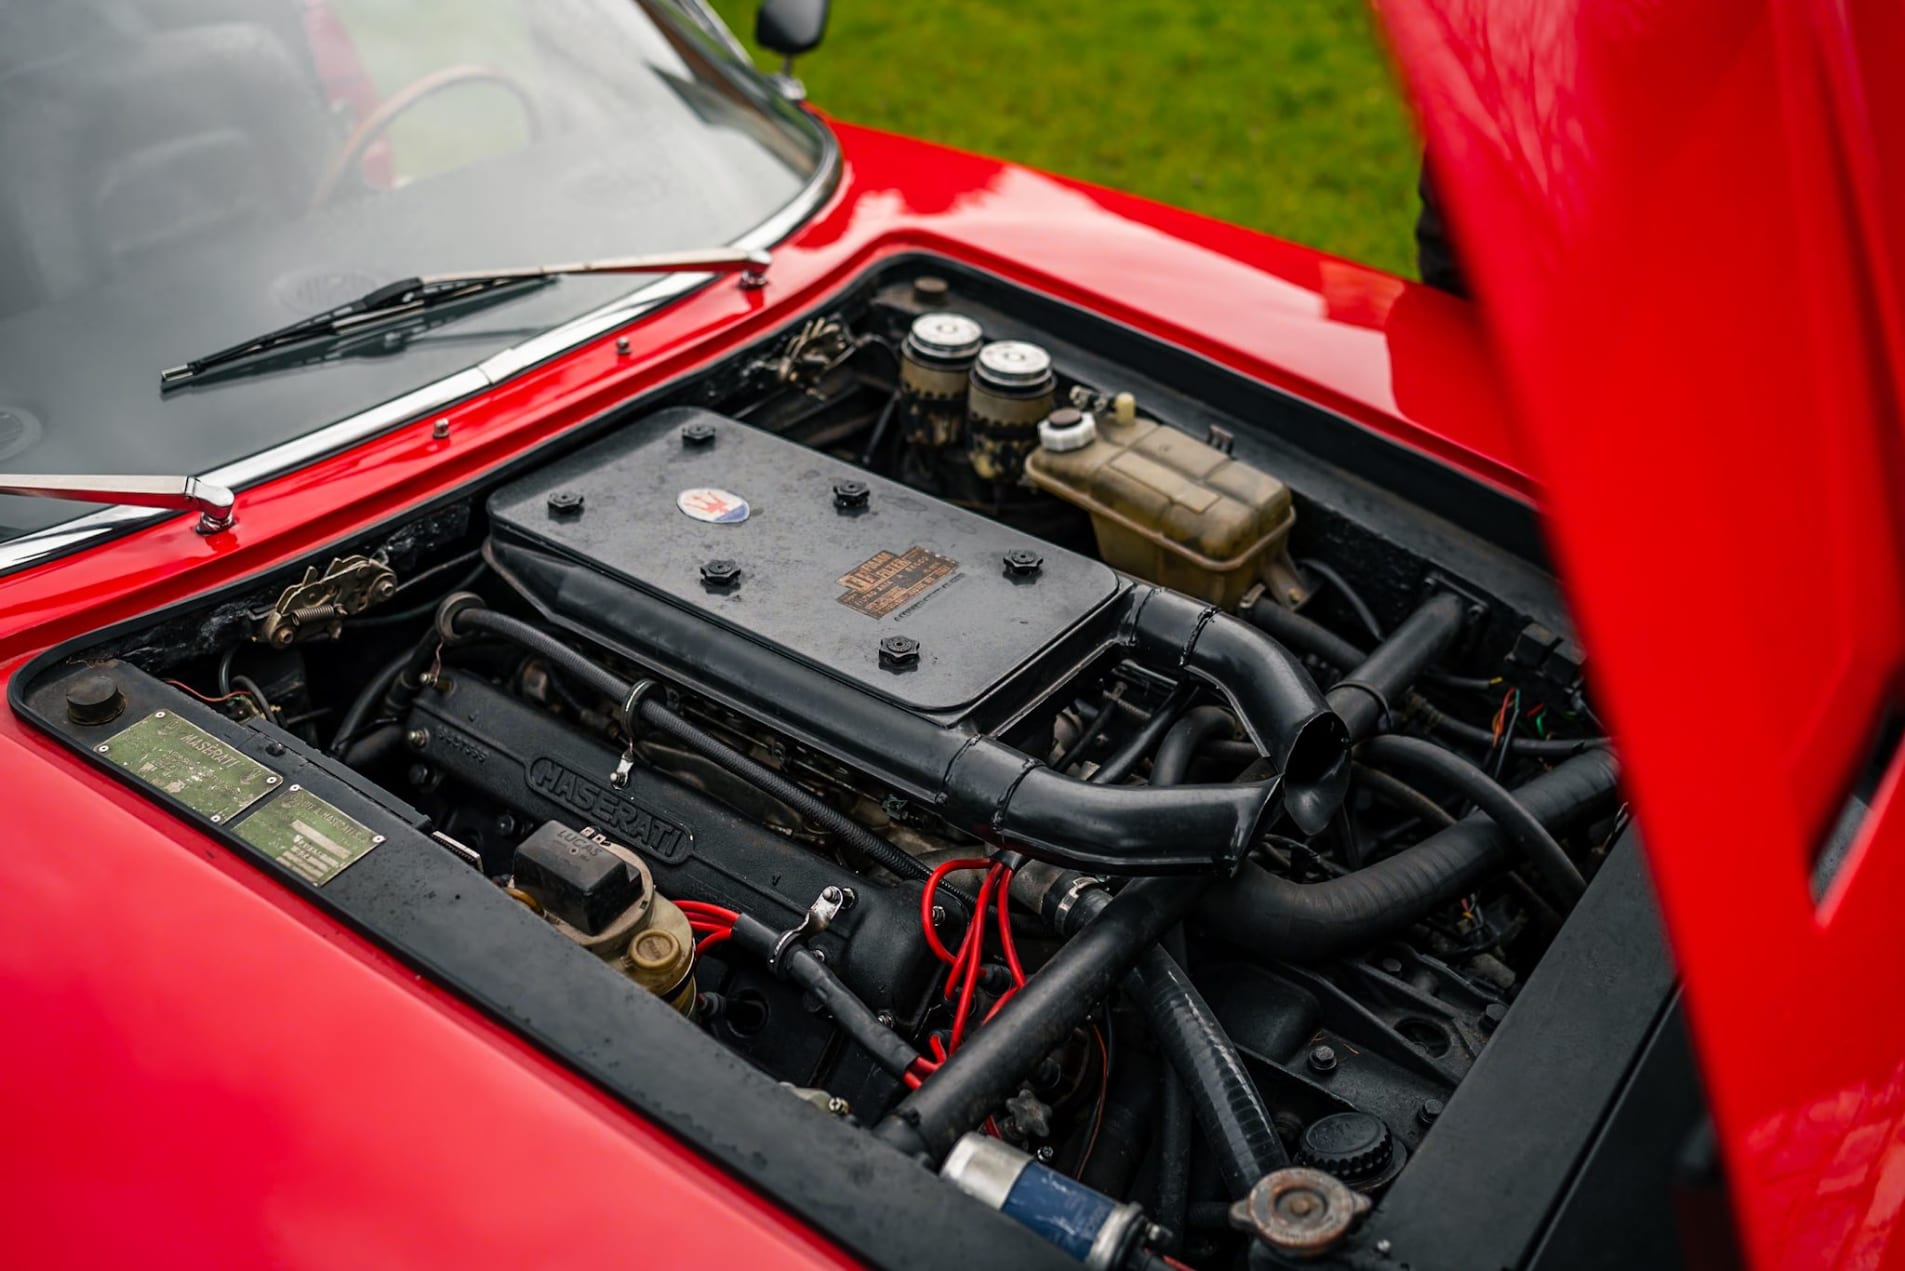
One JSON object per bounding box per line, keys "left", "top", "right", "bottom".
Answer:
{"left": 0, "top": 0, "right": 829, "bottom": 547}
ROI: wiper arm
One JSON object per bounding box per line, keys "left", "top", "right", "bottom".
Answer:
{"left": 0, "top": 474, "right": 237, "bottom": 534}
{"left": 159, "top": 247, "right": 771, "bottom": 388}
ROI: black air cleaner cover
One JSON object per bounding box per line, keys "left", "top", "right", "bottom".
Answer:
{"left": 486, "top": 407, "right": 1123, "bottom": 717}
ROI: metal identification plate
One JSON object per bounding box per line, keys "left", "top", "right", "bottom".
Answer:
{"left": 96, "top": 709, "right": 279, "bottom": 823}
{"left": 234, "top": 784, "right": 383, "bottom": 886}
{"left": 836, "top": 545, "right": 959, "bottom": 619}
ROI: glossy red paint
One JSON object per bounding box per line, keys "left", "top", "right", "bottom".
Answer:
{"left": 1378, "top": 0, "right": 1905, "bottom": 1265}
{"left": 0, "top": 123, "right": 1518, "bottom": 1261}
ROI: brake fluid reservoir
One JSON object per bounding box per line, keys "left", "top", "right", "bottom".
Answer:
{"left": 967, "top": 340, "right": 1056, "bottom": 481}
{"left": 1024, "top": 393, "right": 1301, "bottom": 610}
{"left": 899, "top": 312, "right": 984, "bottom": 449}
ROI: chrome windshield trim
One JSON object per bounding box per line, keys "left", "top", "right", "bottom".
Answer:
{"left": 0, "top": 117, "right": 839, "bottom": 576}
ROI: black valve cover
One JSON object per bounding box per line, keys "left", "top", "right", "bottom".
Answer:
{"left": 486, "top": 406, "right": 1121, "bottom": 716}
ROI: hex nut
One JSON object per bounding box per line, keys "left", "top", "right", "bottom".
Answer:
{"left": 833, "top": 478, "right": 870, "bottom": 509}
{"left": 547, "top": 490, "right": 585, "bottom": 516}
{"left": 700, "top": 559, "right": 742, "bottom": 588}
{"left": 681, "top": 422, "right": 717, "bottom": 447}
{"left": 878, "top": 635, "right": 920, "bottom": 668}
{"left": 1003, "top": 548, "right": 1044, "bottom": 576}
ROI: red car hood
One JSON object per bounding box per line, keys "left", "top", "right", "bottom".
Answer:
{"left": 1378, "top": 0, "right": 1905, "bottom": 1264}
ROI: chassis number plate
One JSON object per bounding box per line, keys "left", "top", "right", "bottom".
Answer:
{"left": 96, "top": 709, "right": 279, "bottom": 823}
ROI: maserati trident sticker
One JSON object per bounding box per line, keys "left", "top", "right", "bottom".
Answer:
{"left": 677, "top": 487, "right": 750, "bottom": 523}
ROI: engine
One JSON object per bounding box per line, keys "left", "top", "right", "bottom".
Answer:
{"left": 20, "top": 265, "right": 1651, "bottom": 1270}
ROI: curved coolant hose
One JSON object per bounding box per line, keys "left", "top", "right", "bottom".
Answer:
{"left": 1149, "top": 706, "right": 1243, "bottom": 787}
{"left": 1200, "top": 748, "right": 1619, "bottom": 962}
{"left": 1358, "top": 734, "right": 1588, "bottom": 902}
{"left": 449, "top": 606, "right": 932, "bottom": 883}
{"left": 946, "top": 741, "right": 1275, "bottom": 874}
{"left": 1242, "top": 597, "right": 1609, "bottom": 758}
{"left": 1127, "top": 587, "right": 1348, "bottom": 833}
{"left": 1129, "top": 946, "right": 1288, "bottom": 1194}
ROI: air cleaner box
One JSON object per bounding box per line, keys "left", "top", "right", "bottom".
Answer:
{"left": 485, "top": 407, "right": 1124, "bottom": 717}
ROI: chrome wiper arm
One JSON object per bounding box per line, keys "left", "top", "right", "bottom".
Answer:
{"left": 0, "top": 474, "right": 237, "bottom": 534}
{"left": 159, "top": 247, "right": 772, "bottom": 388}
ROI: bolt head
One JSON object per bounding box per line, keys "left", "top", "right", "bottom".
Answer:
{"left": 1417, "top": 1099, "right": 1445, "bottom": 1127}
{"left": 878, "top": 634, "right": 920, "bottom": 667}
{"left": 832, "top": 478, "right": 870, "bottom": 509}
{"left": 1482, "top": 1002, "right": 1508, "bottom": 1031}
{"left": 431, "top": 417, "right": 451, "bottom": 439}
{"left": 1003, "top": 547, "right": 1044, "bottom": 576}
{"left": 615, "top": 336, "right": 632, "bottom": 356}
{"left": 1308, "top": 1044, "right": 1338, "bottom": 1074}
{"left": 700, "top": 558, "right": 741, "bottom": 587}
{"left": 681, "top": 422, "right": 717, "bottom": 447}
{"left": 547, "top": 490, "right": 585, "bottom": 516}
{"left": 404, "top": 727, "right": 430, "bottom": 750}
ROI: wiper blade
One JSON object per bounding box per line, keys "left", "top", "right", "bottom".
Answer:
{"left": 159, "top": 247, "right": 771, "bottom": 388}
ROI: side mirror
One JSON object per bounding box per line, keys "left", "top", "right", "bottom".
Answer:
{"left": 756, "top": 0, "right": 829, "bottom": 72}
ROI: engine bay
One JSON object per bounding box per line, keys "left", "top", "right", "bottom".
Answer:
{"left": 16, "top": 261, "right": 1666, "bottom": 1269}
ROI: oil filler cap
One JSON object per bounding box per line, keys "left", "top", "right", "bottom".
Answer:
{"left": 1296, "top": 1112, "right": 1404, "bottom": 1190}
{"left": 1038, "top": 407, "right": 1097, "bottom": 453}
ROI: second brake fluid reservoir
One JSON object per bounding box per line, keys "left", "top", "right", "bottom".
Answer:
{"left": 967, "top": 340, "right": 1056, "bottom": 481}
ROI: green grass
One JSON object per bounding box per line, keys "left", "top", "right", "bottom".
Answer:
{"left": 709, "top": 0, "right": 1421, "bottom": 276}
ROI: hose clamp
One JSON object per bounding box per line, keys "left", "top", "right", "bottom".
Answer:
{"left": 1050, "top": 874, "right": 1106, "bottom": 931}
{"left": 609, "top": 678, "right": 660, "bottom": 789}
{"left": 770, "top": 884, "right": 855, "bottom": 970}
{"left": 1330, "top": 678, "right": 1392, "bottom": 731}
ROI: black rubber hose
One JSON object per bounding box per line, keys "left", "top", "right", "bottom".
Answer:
{"left": 1359, "top": 734, "right": 1587, "bottom": 901}
{"left": 1090, "top": 681, "right": 1198, "bottom": 786}
{"left": 1241, "top": 597, "right": 1608, "bottom": 758}
{"left": 1152, "top": 1069, "right": 1193, "bottom": 1254}
{"left": 1325, "top": 592, "right": 1468, "bottom": 743}
{"left": 1200, "top": 748, "right": 1618, "bottom": 962}
{"left": 1052, "top": 683, "right": 1125, "bottom": 773}
{"left": 1150, "top": 706, "right": 1242, "bottom": 787}
{"left": 1131, "top": 946, "right": 1287, "bottom": 1194}
{"left": 730, "top": 914, "right": 923, "bottom": 1079}
{"left": 947, "top": 740, "right": 1274, "bottom": 874}
{"left": 1076, "top": 1046, "right": 1158, "bottom": 1199}
{"left": 1129, "top": 587, "right": 1348, "bottom": 834}
{"left": 1352, "top": 762, "right": 1456, "bottom": 827}
{"left": 1136, "top": 741, "right": 1288, "bottom": 1199}
{"left": 875, "top": 876, "right": 1207, "bottom": 1163}
{"left": 329, "top": 647, "right": 415, "bottom": 756}
{"left": 450, "top": 606, "right": 931, "bottom": 882}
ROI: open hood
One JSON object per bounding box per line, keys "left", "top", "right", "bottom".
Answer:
{"left": 1377, "top": 0, "right": 1905, "bottom": 1263}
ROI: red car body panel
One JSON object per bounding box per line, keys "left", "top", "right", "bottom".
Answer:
{"left": 1379, "top": 0, "right": 1905, "bottom": 1265}
{"left": 0, "top": 122, "right": 1517, "bottom": 1264}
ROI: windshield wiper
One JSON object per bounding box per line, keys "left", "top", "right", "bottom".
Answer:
{"left": 159, "top": 247, "right": 772, "bottom": 388}
{"left": 0, "top": 474, "right": 237, "bottom": 534}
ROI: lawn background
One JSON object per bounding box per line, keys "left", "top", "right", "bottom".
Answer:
{"left": 707, "top": 0, "right": 1422, "bottom": 277}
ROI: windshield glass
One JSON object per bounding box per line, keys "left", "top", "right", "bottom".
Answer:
{"left": 0, "top": 0, "right": 828, "bottom": 545}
